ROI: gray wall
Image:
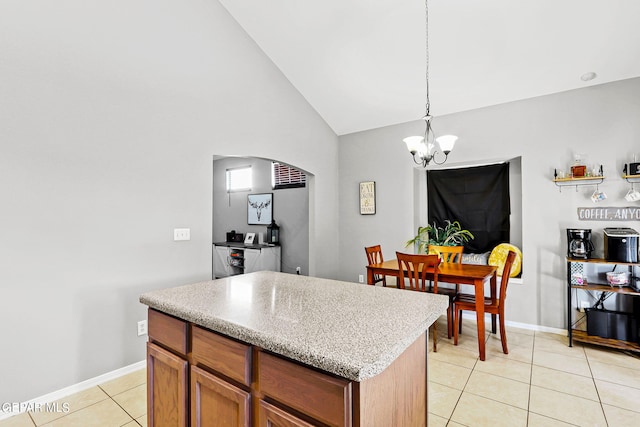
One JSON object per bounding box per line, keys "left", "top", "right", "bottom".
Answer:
{"left": 3, "top": 0, "right": 640, "bottom": 407}
{"left": 0, "top": 0, "right": 338, "bottom": 403}
{"left": 338, "top": 77, "right": 640, "bottom": 329}
{"left": 212, "top": 157, "right": 309, "bottom": 275}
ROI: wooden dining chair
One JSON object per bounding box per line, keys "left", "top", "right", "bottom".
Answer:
{"left": 365, "top": 245, "right": 387, "bottom": 286}
{"left": 427, "top": 245, "right": 463, "bottom": 338}
{"left": 396, "top": 252, "right": 442, "bottom": 351}
{"left": 453, "top": 250, "right": 517, "bottom": 354}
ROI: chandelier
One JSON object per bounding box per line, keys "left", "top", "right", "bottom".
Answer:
{"left": 403, "top": 0, "right": 457, "bottom": 167}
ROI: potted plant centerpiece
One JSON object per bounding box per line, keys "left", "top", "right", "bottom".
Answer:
{"left": 406, "top": 220, "right": 474, "bottom": 255}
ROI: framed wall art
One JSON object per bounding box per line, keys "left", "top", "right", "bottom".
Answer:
{"left": 359, "top": 181, "right": 376, "bottom": 215}
{"left": 248, "top": 193, "right": 273, "bottom": 225}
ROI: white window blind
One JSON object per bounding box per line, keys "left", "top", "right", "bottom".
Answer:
{"left": 226, "top": 166, "right": 252, "bottom": 192}
{"left": 272, "top": 162, "right": 306, "bottom": 189}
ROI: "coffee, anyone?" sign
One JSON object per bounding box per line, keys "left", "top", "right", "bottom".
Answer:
{"left": 577, "top": 207, "right": 640, "bottom": 221}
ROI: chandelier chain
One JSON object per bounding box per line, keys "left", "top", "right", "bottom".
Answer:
{"left": 403, "top": 0, "right": 457, "bottom": 167}
{"left": 424, "top": 0, "right": 430, "bottom": 117}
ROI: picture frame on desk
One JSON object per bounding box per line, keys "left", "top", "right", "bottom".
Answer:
{"left": 244, "top": 233, "right": 256, "bottom": 245}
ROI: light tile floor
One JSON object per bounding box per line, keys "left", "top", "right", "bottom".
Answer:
{"left": 2, "top": 318, "right": 639, "bottom": 426}
{"left": 0, "top": 368, "right": 147, "bottom": 427}
{"left": 428, "top": 317, "right": 640, "bottom": 427}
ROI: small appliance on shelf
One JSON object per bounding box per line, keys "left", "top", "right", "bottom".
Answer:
{"left": 567, "top": 228, "right": 594, "bottom": 259}
{"left": 226, "top": 230, "right": 244, "bottom": 243}
{"left": 604, "top": 227, "right": 639, "bottom": 263}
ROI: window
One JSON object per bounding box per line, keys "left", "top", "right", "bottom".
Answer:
{"left": 427, "top": 163, "right": 510, "bottom": 254}
{"left": 226, "top": 166, "right": 252, "bottom": 192}
{"left": 272, "top": 162, "right": 306, "bottom": 189}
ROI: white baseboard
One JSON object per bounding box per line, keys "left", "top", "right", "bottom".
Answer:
{"left": 0, "top": 360, "right": 146, "bottom": 421}
{"left": 460, "top": 312, "right": 566, "bottom": 336}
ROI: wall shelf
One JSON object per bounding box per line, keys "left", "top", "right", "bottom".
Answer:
{"left": 623, "top": 174, "right": 640, "bottom": 183}
{"left": 553, "top": 176, "right": 605, "bottom": 184}
{"left": 553, "top": 175, "right": 605, "bottom": 191}
{"left": 553, "top": 166, "right": 604, "bottom": 191}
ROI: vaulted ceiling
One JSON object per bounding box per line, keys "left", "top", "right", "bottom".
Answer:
{"left": 219, "top": 0, "right": 640, "bottom": 135}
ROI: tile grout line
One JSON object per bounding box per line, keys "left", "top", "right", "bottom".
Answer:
{"left": 585, "top": 347, "right": 611, "bottom": 427}
{"left": 35, "top": 399, "right": 110, "bottom": 427}
{"left": 27, "top": 411, "right": 36, "bottom": 427}
{"left": 97, "top": 383, "right": 146, "bottom": 426}
{"left": 446, "top": 352, "right": 479, "bottom": 425}
{"left": 29, "top": 381, "right": 144, "bottom": 427}
{"left": 28, "top": 390, "right": 114, "bottom": 427}
{"left": 106, "top": 395, "right": 137, "bottom": 427}
{"left": 530, "top": 339, "right": 606, "bottom": 404}
{"left": 458, "top": 331, "right": 535, "bottom": 417}
{"left": 525, "top": 331, "right": 535, "bottom": 426}
{"left": 527, "top": 331, "right": 583, "bottom": 427}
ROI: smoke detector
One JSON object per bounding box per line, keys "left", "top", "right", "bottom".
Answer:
{"left": 580, "top": 72, "right": 597, "bottom": 82}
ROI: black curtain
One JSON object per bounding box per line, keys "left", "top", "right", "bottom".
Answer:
{"left": 427, "top": 163, "right": 510, "bottom": 253}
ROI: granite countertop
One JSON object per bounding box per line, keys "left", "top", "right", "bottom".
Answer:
{"left": 140, "top": 271, "right": 448, "bottom": 381}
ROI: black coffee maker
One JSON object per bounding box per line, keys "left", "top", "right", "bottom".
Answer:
{"left": 567, "top": 228, "right": 595, "bottom": 259}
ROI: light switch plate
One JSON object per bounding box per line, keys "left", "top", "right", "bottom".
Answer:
{"left": 174, "top": 228, "right": 190, "bottom": 241}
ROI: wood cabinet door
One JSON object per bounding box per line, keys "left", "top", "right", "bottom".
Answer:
{"left": 191, "top": 365, "right": 250, "bottom": 427}
{"left": 258, "top": 400, "right": 315, "bottom": 427}
{"left": 147, "top": 342, "right": 188, "bottom": 427}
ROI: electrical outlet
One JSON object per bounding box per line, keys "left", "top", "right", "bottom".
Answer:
{"left": 173, "top": 228, "right": 190, "bottom": 241}
{"left": 578, "top": 301, "right": 590, "bottom": 312}
{"left": 137, "top": 320, "right": 148, "bottom": 336}
{"left": 296, "top": 266, "right": 301, "bottom": 275}
{"left": 359, "top": 274, "right": 364, "bottom": 283}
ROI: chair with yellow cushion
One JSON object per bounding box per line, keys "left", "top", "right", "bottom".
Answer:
{"left": 488, "top": 243, "right": 522, "bottom": 278}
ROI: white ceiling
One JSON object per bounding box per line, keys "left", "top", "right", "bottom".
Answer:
{"left": 219, "top": 0, "right": 640, "bottom": 136}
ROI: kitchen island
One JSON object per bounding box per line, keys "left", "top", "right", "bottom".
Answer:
{"left": 140, "top": 271, "right": 448, "bottom": 427}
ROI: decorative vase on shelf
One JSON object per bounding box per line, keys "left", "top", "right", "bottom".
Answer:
{"left": 570, "top": 155, "right": 587, "bottom": 178}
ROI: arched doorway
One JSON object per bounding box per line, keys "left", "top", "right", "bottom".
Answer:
{"left": 212, "top": 155, "right": 311, "bottom": 277}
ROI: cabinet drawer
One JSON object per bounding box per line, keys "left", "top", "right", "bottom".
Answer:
{"left": 192, "top": 326, "right": 252, "bottom": 387}
{"left": 148, "top": 309, "right": 188, "bottom": 356}
{"left": 257, "top": 351, "right": 352, "bottom": 427}
{"left": 258, "top": 400, "right": 315, "bottom": 427}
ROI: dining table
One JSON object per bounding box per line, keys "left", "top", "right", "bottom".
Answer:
{"left": 366, "top": 259, "right": 498, "bottom": 361}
